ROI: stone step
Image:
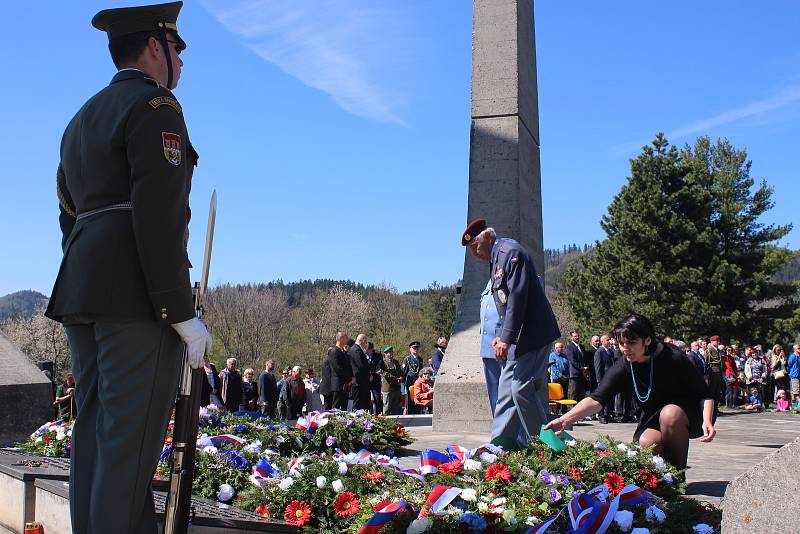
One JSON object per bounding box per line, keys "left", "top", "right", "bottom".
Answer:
{"left": 0, "top": 450, "right": 70, "bottom": 533}
{"left": 32, "top": 478, "right": 296, "bottom": 534}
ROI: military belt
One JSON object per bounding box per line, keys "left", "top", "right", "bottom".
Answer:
{"left": 76, "top": 202, "right": 132, "bottom": 221}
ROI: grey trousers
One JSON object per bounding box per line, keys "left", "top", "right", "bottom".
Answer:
{"left": 382, "top": 390, "right": 402, "bottom": 415}
{"left": 64, "top": 315, "right": 182, "bottom": 534}
{"left": 491, "top": 346, "right": 549, "bottom": 446}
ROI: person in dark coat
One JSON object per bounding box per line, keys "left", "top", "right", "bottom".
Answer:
{"left": 593, "top": 335, "right": 616, "bottom": 423}
{"left": 42, "top": 4, "right": 214, "bottom": 533}
{"left": 431, "top": 338, "right": 448, "bottom": 375}
{"left": 284, "top": 366, "right": 306, "bottom": 419}
{"left": 200, "top": 355, "right": 221, "bottom": 408}
{"left": 258, "top": 359, "right": 278, "bottom": 418}
{"left": 320, "top": 332, "right": 354, "bottom": 410}
{"left": 565, "top": 331, "right": 587, "bottom": 402}
{"left": 402, "top": 341, "right": 424, "bottom": 414}
{"left": 586, "top": 335, "right": 600, "bottom": 392}
{"left": 368, "top": 343, "right": 386, "bottom": 415}
{"left": 462, "top": 218, "right": 561, "bottom": 448}
{"left": 240, "top": 368, "right": 259, "bottom": 412}
{"left": 219, "top": 358, "right": 243, "bottom": 413}
{"left": 349, "top": 334, "right": 372, "bottom": 411}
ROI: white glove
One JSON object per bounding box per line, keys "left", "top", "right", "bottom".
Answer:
{"left": 171, "top": 317, "right": 212, "bottom": 369}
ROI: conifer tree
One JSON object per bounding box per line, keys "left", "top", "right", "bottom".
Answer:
{"left": 563, "top": 134, "right": 794, "bottom": 342}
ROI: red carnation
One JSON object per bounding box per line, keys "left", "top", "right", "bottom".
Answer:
{"left": 255, "top": 503, "right": 270, "bottom": 518}
{"left": 283, "top": 500, "right": 311, "bottom": 526}
{"left": 392, "top": 423, "right": 406, "bottom": 437}
{"left": 639, "top": 470, "right": 659, "bottom": 489}
{"left": 536, "top": 453, "right": 546, "bottom": 459}
{"left": 333, "top": 492, "right": 361, "bottom": 517}
{"left": 603, "top": 472, "right": 626, "bottom": 495}
{"left": 567, "top": 467, "right": 581, "bottom": 481}
{"left": 373, "top": 499, "right": 391, "bottom": 512}
{"left": 485, "top": 463, "right": 512, "bottom": 482}
{"left": 438, "top": 459, "right": 463, "bottom": 474}
{"left": 596, "top": 451, "right": 611, "bottom": 457}
{"left": 44, "top": 435, "right": 51, "bottom": 445}
{"left": 362, "top": 471, "right": 384, "bottom": 482}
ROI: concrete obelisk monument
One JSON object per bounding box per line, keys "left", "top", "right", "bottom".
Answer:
{"left": 433, "top": 0, "right": 544, "bottom": 433}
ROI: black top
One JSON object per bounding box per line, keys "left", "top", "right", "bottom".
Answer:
{"left": 590, "top": 343, "right": 712, "bottom": 438}
{"left": 320, "top": 346, "right": 353, "bottom": 395}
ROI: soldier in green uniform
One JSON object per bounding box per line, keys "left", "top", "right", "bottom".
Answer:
{"left": 44, "top": 3, "right": 212, "bottom": 533}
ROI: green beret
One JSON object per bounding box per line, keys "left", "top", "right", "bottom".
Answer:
{"left": 383, "top": 345, "right": 394, "bottom": 353}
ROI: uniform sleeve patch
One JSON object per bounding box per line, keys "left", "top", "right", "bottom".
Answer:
{"left": 162, "top": 132, "right": 182, "bottom": 165}
{"left": 149, "top": 96, "right": 182, "bottom": 114}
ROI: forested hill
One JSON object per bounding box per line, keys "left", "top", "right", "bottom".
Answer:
{"left": 0, "top": 290, "right": 48, "bottom": 320}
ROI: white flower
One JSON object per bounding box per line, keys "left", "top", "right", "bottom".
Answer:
{"left": 617, "top": 443, "right": 629, "bottom": 451}
{"left": 492, "top": 497, "right": 507, "bottom": 506}
{"left": 316, "top": 475, "right": 327, "bottom": 489}
{"left": 525, "top": 516, "right": 539, "bottom": 526}
{"left": 461, "top": 488, "right": 477, "bottom": 502}
{"left": 477, "top": 502, "right": 489, "bottom": 513}
{"left": 651, "top": 455, "right": 666, "bottom": 469}
{"left": 197, "top": 435, "right": 212, "bottom": 448}
{"left": 278, "top": 477, "right": 294, "bottom": 490}
{"left": 338, "top": 462, "right": 348, "bottom": 475}
{"left": 275, "top": 435, "right": 286, "bottom": 444}
{"left": 56, "top": 431, "right": 67, "bottom": 441}
{"left": 463, "top": 459, "right": 482, "bottom": 471}
{"left": 663, "top": 472, "right": 674, "bottom": 484}
{"left": 692, "top": 523, "right": 714, "bottom": 534}
{"left": 216, "top": 483, "right": 235, "bottom": 502}
{"left": 613, "top": 510, "right": 634, "bottom": 532}
{"left": 645, "top": 505, "right": 666, "bottom": 523}
{"left": 331, "top": 479, "right": 344, "bottom": 493}
{"left": 631, "top": 529, "right": 650, "bottom": 534}
{"left": 202, "top": 445, "right": 218, "bottom": 455}
{"left": 627, "top": 449, "right": 638, "bottom": 458}
{"left": 406, "top": 517, "right": 432, "bottom": 534}
{"left": 479, "top": 452, "right": 498, "bottom": 464}
{"left": 566, "top": 439, "right": 577, "bottom": 447}
{"left": 35, "top": 437, "right": 43, "bottom": 443}
{"left": 243, "top": 439, "right": 262, "bottom": 453}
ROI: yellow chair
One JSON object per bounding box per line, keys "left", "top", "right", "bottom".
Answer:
{"left": 548, "top": 383, "right": 577, "bottom": 414}
{"left": 409, "top": 385, "right": 416, "bottom": 405}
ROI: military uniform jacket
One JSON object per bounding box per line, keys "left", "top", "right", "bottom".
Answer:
{"left": 489, "top": 237, "right": 561, "bottom": 354}
{"left": 46, "top": 69, "right": 197, "bottom": 325}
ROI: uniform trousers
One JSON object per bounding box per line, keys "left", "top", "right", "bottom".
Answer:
{"left": 382, "top": 390, "right": 402, "bottom": 415}
{"left": 64, "top": 315, "right": 182, "bottom": 534}
{"left": 481, "top": 357, "right": 502, "bottom": 416}
{"left": 491, "top": 346, "right": 549, "bottom": 446}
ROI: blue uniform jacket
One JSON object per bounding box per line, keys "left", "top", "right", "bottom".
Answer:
{"left": 489, "top": 237, "right": 561, "bottom": 354}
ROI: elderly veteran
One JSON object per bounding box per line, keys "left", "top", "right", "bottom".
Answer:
{"left": 462, "top": 218, "right": 561, "bottom": 449}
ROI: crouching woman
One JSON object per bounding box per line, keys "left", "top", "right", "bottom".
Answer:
{"left": 545, "top": 313, "right": 716, "bottom": 469}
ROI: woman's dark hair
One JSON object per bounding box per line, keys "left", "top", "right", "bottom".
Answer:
{"left": 611, "top": 313, "right": 658, "bottom": 355}
{"left": 108, "top": 30, "right": 159, "bottom": 68}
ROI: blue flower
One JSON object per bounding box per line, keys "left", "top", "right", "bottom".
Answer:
{"left": 364, "top": 420, "right": 374, "bottom": 431}
{"left": 346, "top": 419, "right": 354, "bottom": 427}
{"left": 540, "top": 470, "right": 556, "bottom": 486}
{"left": 235, "top": 424, "right": 247, "bottom": 433}
{"left": 326, "top": 436, "right": 336, "bottom": 447}
{"left": 594, "top": 442, "right": 607, "bottom": 450}
{"left": 362, "top": 437, "right": 371, "bottom": 446}
{"left": 160, "top": 444, "right": 173, "bottom": 461}
{"left": 460, "top": 512, "right": 488, "bottom": 532}
{"left": 385, "top": 449, "right": 394, "bottom": 457}
{"left": 222, "top": 450, "right": 249, "bottom": 471}
{"left": 548, "top": 488, "right": 562, "bottom": 503}
{"left": 267, "top": 424, "right": 276, "bottom": 431}
{"left": 557, "top": 475, "right": 570, "bottom": 485}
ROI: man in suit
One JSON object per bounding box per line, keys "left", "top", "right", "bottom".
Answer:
{"left": 43, "top": 4, "right": 213, "bottom": 533}
{"left": 367, "top": 342, "right": 386, "bottom": 415}
{"left": 431, "top": 337, "right": 448, "bottom": 375}
{"left": 462, "top": 218, "right": 561, "bottom": 449}
{"left": 687, "top": 341, "right": 707, "bottom": 378}
{"left": 219, "top": 357, "right": 243, "bottom": 413}
{"left": 349, "top": 334, "right": 372, "bottom": 410}
{"left": 258, "top": 359, "right": 278, "bottom": 418}
{"left": 320, "top": 331, "right": 354, "bottom": 410}
{"left": 586, "top": 335, "right": 601, "bottom": 392}
{"left": 200, "top": 355, "right": 221, "bottom": 408}
{"left": 593, "top": 335, "right": 616, "bottom": 423}
{"left": 565, "top": 331, "right": 587, "bottom": 403}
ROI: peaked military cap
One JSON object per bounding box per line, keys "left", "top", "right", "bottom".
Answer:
{"left": 409, "top": 341, "right": 421, "bottom": 349}
{"left": 92, "top": 1, "right": 186, "bottom": 50}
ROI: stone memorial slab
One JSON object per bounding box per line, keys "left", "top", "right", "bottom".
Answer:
{"left": 0, "top": 450, "right": 70, "bottom": 533}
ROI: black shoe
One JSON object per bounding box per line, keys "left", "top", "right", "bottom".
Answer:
{"left": 599, "top": 417, "right": 608, "bottom": 424}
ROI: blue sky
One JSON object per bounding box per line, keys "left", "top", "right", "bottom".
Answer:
{"left": 2, "top": 1, "right": 799, "bottom": 297}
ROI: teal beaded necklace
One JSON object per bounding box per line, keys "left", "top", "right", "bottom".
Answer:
{"left": 628, "top": 354, "right": 655, "bottom": 403}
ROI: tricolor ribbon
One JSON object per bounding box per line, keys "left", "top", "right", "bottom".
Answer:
{"left": 419, "top": 449, "right": 457, "bottom": 474}
{"left": 210, "top": 434, "right": 246, "bottom": 447}
{"left": 251, "top": 458, "right": 277, "bottom": 480}
{"left": 357, "top": 500, "right": 414, "bottom": 534}
{"left": 525, "top": 484, "right": 649, "bottom": 534}
{"left": 418, "top": 485, "right": 463, "bottom": 518}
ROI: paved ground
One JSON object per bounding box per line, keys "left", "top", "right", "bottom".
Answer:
{"left": 398, "top": 411, "right": 800, "bottom": 505}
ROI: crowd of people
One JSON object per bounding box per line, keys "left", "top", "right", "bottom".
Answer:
{"left": 198, "top": 333, "right": 450, "bottom": 419}
{"left": 548, "top": 331, "right": 800, "bottom": 422}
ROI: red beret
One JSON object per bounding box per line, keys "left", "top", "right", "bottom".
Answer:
{"left": 710, "top": 335, "right": 720, "bottom": 341}
{"left": 461, "top": 218, "right": 487, "bottom": 246}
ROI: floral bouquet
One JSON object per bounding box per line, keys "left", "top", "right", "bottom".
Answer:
{"left": 17, "top": 419, "right": 73, "bottom": 457}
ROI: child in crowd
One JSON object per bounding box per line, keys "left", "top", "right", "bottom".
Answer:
{"left": 775, "top": 389, "right": 790, "bottom": 412}
{"left": 745, "top": 387, "right": 763, "bottom": 411}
